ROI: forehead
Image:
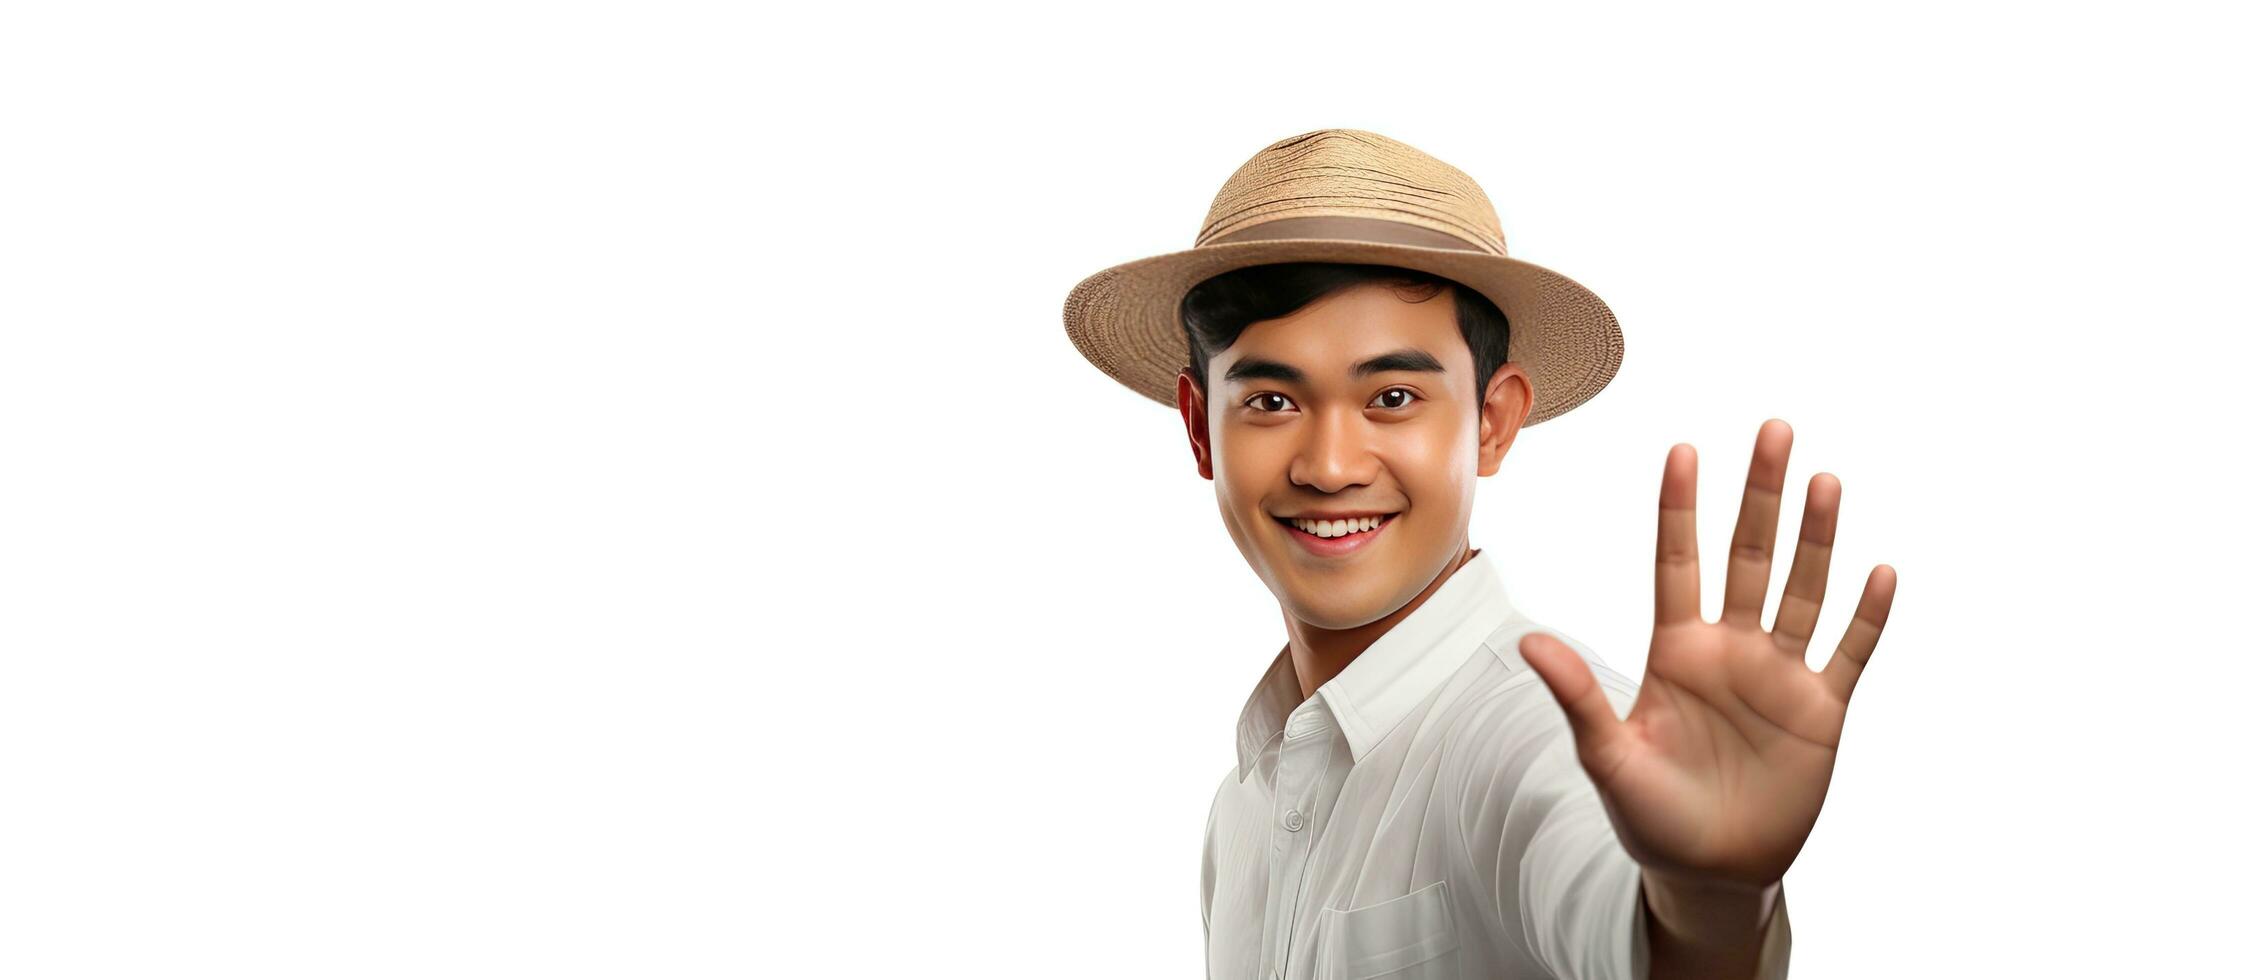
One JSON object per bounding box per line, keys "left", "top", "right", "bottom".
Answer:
{"left": 1210, "top": 282, "right": 1467, "bottom": 382}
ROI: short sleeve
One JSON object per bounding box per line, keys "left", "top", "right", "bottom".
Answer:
{"left": 1455, "top": 646, "right": 1651, "bottom": 980}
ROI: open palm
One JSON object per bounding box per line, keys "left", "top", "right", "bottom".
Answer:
{"left": 1519, "top": 419, "right": 1897, "bottom": 887}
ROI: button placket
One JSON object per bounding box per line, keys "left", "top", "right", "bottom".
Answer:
{"left": 1262, "top": 706, "right": 1333, "bottom": 980}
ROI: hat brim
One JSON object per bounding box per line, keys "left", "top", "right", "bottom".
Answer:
{"left": 1062, "top": 238, "right": 1622, "bottom": 427}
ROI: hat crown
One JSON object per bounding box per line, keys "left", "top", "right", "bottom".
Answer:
{"left": 1194, "top": 129, "right": 1509, "bottom": 256}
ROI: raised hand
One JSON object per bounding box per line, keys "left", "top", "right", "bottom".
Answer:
{"left": 1518, "top": 419, "right": 1896, "bottom": 887}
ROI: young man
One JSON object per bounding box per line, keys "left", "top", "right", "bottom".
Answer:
{"left": 1062, "top": 130, "right": 1896, "bottom": 980}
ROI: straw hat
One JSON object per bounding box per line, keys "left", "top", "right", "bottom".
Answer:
{"left": 1062, "top": 129, "right": 1622, "bottom": 427}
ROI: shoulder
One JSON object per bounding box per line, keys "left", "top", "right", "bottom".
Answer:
{"left": 1204, "top": 763, "right": 1240, "bottom": 840}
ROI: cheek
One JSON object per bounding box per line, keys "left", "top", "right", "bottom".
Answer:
{"left": 1209, "top": 423, "right": 1277, "bottom": 489}
{"left": 1212, "top": 464, "right": 1270, "bottom": 535}
{"left": 1207, "top": 431, "right": 1250, "bottom": 506}
{"left": 1393, "top": 420, "right": 1479, "bottom": 496}
{"left": 1210, "top": 433, "right": 1294, "bottom": 548}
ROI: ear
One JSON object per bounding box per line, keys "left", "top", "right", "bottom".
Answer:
{"left": 1477, "top": 363, "right": 1534, "bottom": 478}
{"left": 1178, "top": 369, "right": 1214, "bottom": 481}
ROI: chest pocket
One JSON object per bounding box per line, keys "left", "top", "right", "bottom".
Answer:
{"left": 1314, "top": 879, "right": 1460, "bottom": 980}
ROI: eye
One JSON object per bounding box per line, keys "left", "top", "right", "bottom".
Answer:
{"left": 1245, "top": 393, "right": 1295, "bottom": 413}
{"left": 1373, "top": 387, "right": 1419, "bottom": 410}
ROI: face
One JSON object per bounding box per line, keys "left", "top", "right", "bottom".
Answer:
{"left": 1178, "top": 281, "right": 1534, "bottom": 631}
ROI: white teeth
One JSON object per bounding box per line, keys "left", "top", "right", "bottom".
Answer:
{"left": 1287, "top": 514, "right": 1385, "bottom": 538}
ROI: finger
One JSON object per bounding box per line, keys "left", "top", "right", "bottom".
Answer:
{"left": 1723, "top": 419, "right": 1793, "bottom": 630}
{"left": 1820, "top": 564, "right": 1897, "bottom": 704}
{"left": 1519, "top": 632, "right": 1633, "bottom": 783}
{"left": 1655, "top": 444, "right": 1702, "bottom": 627}
{"left": 1770, "top": 473, "right": 1840, "bottom": 659}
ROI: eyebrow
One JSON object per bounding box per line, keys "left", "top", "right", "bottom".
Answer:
{"left": 1222, "top": 347, "right": 1448, "bottom": 385}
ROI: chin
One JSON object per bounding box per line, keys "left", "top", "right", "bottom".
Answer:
{"left": 1272, "top": 572, "right": 1406, "bottom": 631}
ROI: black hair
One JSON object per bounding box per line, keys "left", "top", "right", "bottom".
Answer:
{"left": 1178, "top": 262, "right": 1511, "bottom": 405}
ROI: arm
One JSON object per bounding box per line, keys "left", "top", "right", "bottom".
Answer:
{"left": 1202, "top": 776, "right": 1222, "bottom": 978}
{"left": 1459, "top": 636, "right": 1794, "bottom": 980}
{"left": 1456, "top": 677, "right": 1656, "bottom": 980}
{"left": 1511, "top": 422, "right": 1893, "bottom": 980}
{"left": 1641, "top": 871, "right": 1789, "bottom": 980}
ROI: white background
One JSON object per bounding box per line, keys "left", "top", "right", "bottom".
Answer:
{"left": 3, "top": 2, "right": 2236, "bottom": 976}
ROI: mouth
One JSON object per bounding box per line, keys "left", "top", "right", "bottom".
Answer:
{"left": 1273, "top": 512, "right": 1399, "bottom": 558}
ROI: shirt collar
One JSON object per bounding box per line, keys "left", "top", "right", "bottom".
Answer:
{"left": 1233, "top": 550, "right": 1523, "bottom": 783}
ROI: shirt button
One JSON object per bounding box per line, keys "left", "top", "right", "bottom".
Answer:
{"left": 1282, "top": 808, "right": 1304, "bottom": 832}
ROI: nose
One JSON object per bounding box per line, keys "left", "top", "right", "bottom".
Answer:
{"left": 1289, "top": 407, "right": 1380, "bottom": 493}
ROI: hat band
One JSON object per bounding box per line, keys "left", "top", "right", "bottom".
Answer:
{"left": 1198, "top": 214, "right": 1498, "bottom": 254}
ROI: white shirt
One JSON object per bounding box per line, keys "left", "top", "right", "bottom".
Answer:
{"left": 1201, "top": 551, "right": 1792, "bottom": 980}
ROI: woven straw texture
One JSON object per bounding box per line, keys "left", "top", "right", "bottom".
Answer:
{"left": 1063, "top": 129, "right": 1622, "bottom": 428}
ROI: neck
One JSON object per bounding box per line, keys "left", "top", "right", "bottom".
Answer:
{"left": 1283, "top": 540, "right": 1478, "bottom": 702}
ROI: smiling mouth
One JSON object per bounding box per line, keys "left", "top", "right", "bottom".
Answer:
{"left": 1273, "top": 512, "right": 1400, "bottom": 540}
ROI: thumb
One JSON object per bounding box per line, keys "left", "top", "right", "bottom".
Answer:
{"left": 1518, "top": 632, "right": 1632, "bottom": 782}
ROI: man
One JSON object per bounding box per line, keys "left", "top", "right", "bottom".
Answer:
{"left": 1062, "top": 130, "right": 1896, "bottom": 980}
